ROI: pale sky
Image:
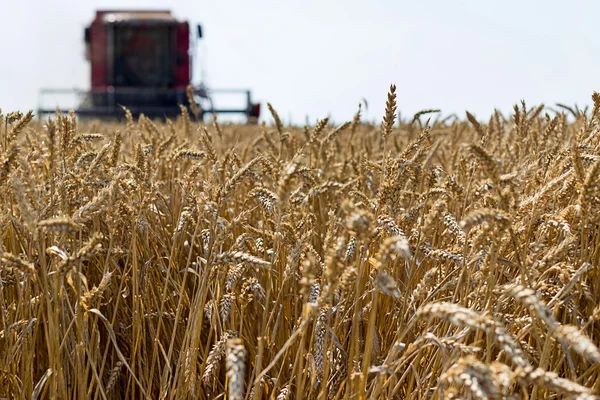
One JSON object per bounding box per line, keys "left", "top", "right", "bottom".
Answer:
{"left": 2, "top": 0, "right": 599, "bottom": 124}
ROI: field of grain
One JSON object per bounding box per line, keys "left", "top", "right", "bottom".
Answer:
{"left": 1, "top": 87, "right": 600, "bottom": 399}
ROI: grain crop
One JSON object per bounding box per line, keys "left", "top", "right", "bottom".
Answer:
{"left": 1, "top": 87, "right": 600, "bottom": 399}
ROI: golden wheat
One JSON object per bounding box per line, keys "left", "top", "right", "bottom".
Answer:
{"left": 0, "top": 88, "right": 599, "bottom": 399}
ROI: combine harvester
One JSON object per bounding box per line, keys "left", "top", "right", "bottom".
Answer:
{"left": 38, "top": 10, "right": 260, "bottom": 121}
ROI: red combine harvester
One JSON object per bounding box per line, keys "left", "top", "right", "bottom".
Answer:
{"left": 38, "top": 10, "right": 260, "bottom": 120}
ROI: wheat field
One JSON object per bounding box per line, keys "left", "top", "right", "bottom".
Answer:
{"left": 1, "top": 87, "right": 600, "bottom": 399}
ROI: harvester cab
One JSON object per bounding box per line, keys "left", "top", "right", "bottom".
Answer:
{"left": 38, "top": 10, "right": 261, "bottom": 121}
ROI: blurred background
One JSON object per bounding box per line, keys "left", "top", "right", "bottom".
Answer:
{"left": 1, "top": 0, "right": 599, "bottom": 124}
